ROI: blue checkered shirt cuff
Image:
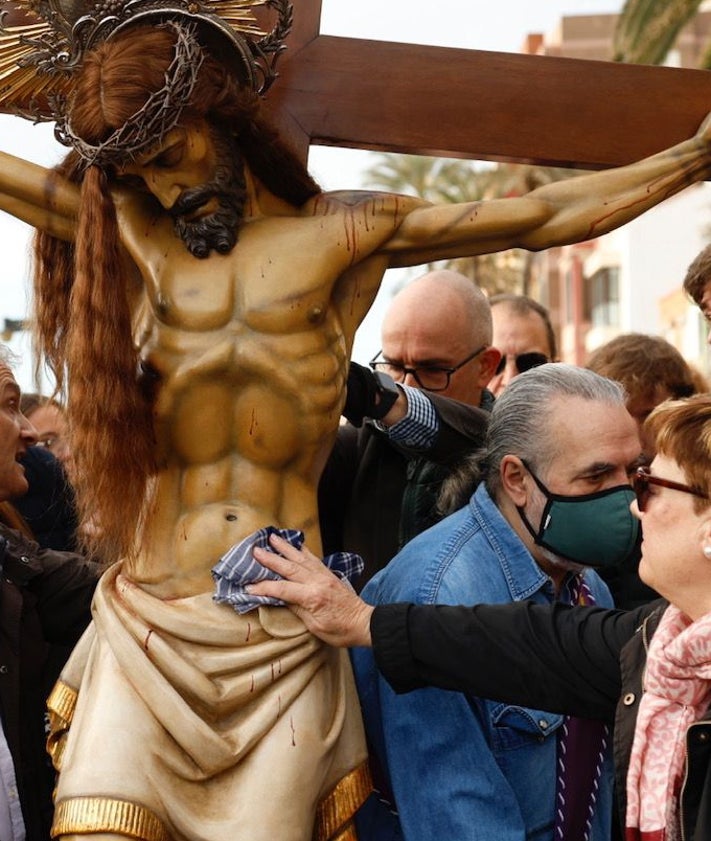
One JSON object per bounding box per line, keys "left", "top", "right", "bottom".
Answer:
{"left": 212, "top": 526, "right": 364, "bottom": 614}
{"left": 374, "top": 385, "right": 439, "bottom": 449}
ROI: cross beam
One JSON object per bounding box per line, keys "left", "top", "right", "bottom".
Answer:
{"left": 262, "top": 0, "right": 711, "bottom": 171}
{"left": 5, "top": 0, "right": 711, "bottom": 171}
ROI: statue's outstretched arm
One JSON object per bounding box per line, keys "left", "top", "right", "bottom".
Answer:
{"left": 0, "top": 150, "right": 78, "bottom": 241}
{"left": 384, "top": 112, "right": 711, "bottom": 267}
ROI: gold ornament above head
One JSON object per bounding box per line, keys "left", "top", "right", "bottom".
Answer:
{"left": 0, "top": 0, "right": 292, "bottom": 122}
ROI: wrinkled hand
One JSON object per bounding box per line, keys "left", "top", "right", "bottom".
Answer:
{"left": 249, "top": 534, "right": 374, "bottom": 647}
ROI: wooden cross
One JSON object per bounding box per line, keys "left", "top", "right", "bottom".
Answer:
{"left": 262, "top": 0, "right": 711, "bottom": 171}
{"left": 4, "top": 0, "right": 711, "bottom": 170}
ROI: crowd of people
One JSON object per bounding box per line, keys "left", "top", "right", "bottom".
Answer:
{"left": 249, "top": 254, "right": 711, "bottom": 841}
{"left": 3, "top": 249, "right": 711, "bottom": 840}
{"left": 1, "top": 3, "right": 711, "bottom": 839}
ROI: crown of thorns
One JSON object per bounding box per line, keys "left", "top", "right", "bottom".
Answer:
{"left": 0, "top": 0, "right": 292, "bottom": 164}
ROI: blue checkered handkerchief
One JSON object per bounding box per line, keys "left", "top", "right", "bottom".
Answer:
{"left": 211, "top": 525, "right": 364, "bottom": 614}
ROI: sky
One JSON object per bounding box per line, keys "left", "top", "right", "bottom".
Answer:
{"left": 0, "top": 0, "right": 622, "bottom": 388}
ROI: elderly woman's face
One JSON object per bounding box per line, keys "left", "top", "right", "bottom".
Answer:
{"left": 635, "top": 453, "right": 711, "bottom": 619}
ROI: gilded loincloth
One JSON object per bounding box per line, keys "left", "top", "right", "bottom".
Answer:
{"left": 47, "top": 563, "right": 370, "bottom": 840}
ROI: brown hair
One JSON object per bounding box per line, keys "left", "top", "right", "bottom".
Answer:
{"left": 19, "top": 392, "right": 44, "bottom": 418}
{"left": 489, "top": 293, "right": 557, "bottom": 359}
{"left": 683, "top": 244, "right": 711, "bottom": 307}
{"left": 586, "top": 333, "right": 698, "bottom": 404}
{"left": 20, "top": 392, "right": 65, "bottom": 419}
{"left": 32, "top": 24, "right": 320, "bottom": 560}
{"left": 644, "top": 394, "right": 711, "bottom": 512}
{"left": 71, "top": 25, "right": 320, "bottom": 204}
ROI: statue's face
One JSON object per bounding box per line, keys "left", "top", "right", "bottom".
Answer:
{"left": 116, "top": 117, "right": 246, "bottom": 258}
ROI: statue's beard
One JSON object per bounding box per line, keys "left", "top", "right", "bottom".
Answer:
{"left": 171, "top": 133, "right": 247, "bottom": 259}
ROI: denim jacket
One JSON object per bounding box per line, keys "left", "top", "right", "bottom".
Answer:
{"left": 352, "top": 483, "right": 614, "bottom": 841}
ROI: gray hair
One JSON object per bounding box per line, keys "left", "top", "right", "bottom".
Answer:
{"left": 483, "top": 363, "right": 626, "bottom": 497}
{"left": 0, "top": 344, "right": 17, "bottom": 369}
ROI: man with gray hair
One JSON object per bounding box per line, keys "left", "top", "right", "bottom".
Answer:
{"left": 348, "top": 364, "right": 641, "bottom": 841}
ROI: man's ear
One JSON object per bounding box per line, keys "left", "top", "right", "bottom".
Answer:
{"left": 477, "top": 347, "right": 502, "bottom": 385}
{"left": 500, "top": 455, "right": 529, "bottom": 507}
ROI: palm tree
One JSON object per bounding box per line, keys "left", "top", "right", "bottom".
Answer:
{"left": 613, "top": 0, "right": 710, "bottom": 67}
{"left": 363, "top": 153, "right": 578, "bottom": 295}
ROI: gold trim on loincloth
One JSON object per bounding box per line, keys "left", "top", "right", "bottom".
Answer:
{"left": 313, "top": 760, "right": 372, "bottom": 841}
{"left": 47, "top": 680, "right": 78, "bottom": 725}
{"left": 46, "top": 680, "right": 78, "bottom": 771}
{"left": 51, "top": 764, "right": 371, "bottom": 840}
{"left": 52, "top": 797, "right": 170, "bottom": 840}
{"left": 330, "top": 823, "right": 358, "bottom": 841}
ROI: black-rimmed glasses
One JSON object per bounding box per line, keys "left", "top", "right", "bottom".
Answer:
{"left": 369, "top": 344, "right": 487, "bottom": 392}
{"left": 494, "top": 352, "right": 549, "bottom": 376}
{"left": 633, "top": 467, "right": 708, "bottom": 512}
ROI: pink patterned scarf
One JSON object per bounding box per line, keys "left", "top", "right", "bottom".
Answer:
{"left": 625, "top": 605, "right": 711, "bottom": 841}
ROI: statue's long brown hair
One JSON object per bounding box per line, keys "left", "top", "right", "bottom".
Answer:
{"left": 33, "top": 25, "right": 320, "bottom": 560}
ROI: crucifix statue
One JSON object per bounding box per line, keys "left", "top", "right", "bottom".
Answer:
{"left": 0, "top": 1, "right": 710, "bottom": 839}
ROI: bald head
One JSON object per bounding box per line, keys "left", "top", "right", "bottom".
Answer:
{"left": 380, "top": 270, "right": 499, "bottom": 405}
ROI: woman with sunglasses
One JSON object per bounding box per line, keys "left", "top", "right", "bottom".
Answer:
{"left": 249, "top": 393, "right": 711, "bottom": 841}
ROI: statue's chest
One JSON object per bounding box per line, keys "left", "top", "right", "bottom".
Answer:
{"left": 143, "top": 253, "right": 236, "bottom": 331}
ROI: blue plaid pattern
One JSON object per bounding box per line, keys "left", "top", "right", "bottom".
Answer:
{"left": 212, "top": 526, "right": 364, "bottom": 614}
{"left": 375, "top": 385, "right": 438, "bottom": 448}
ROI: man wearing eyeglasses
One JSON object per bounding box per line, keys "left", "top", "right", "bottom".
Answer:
{"left": 319, "top": 270, "right": 498, "bottom": 588}
{"left": 487, "top": 293, "right": 557, "bottom": 397}
{"left": 371, "top": 270, "right": 502, "bottom": 406}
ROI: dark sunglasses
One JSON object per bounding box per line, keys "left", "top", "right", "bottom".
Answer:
{"left": 633, "top": 467, "right": 708, "bottom": 512}
{"left": 494, "top": 352, "right": 549, "bottom": 376}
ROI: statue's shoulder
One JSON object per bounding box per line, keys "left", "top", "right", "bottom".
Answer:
{"left": 303, "top": 189, "right": 426, "bottom": 216}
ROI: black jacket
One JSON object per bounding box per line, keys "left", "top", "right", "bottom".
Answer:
{"left": 371, "top": 598, "right": 711, "bottom": 841}
{"left": 318, "top": 392, "right": 489, "bottom": 588}
{"left": 0, "top": 525, "right": 98, "bottom": 840}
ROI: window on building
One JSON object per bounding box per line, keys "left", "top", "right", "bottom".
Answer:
{"left": 586, "top": 267, "right": 619, "bottom": 327}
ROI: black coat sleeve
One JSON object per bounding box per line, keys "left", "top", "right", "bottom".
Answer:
{"left": 371, "top": 600, "right": 659, "bottom": 722}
